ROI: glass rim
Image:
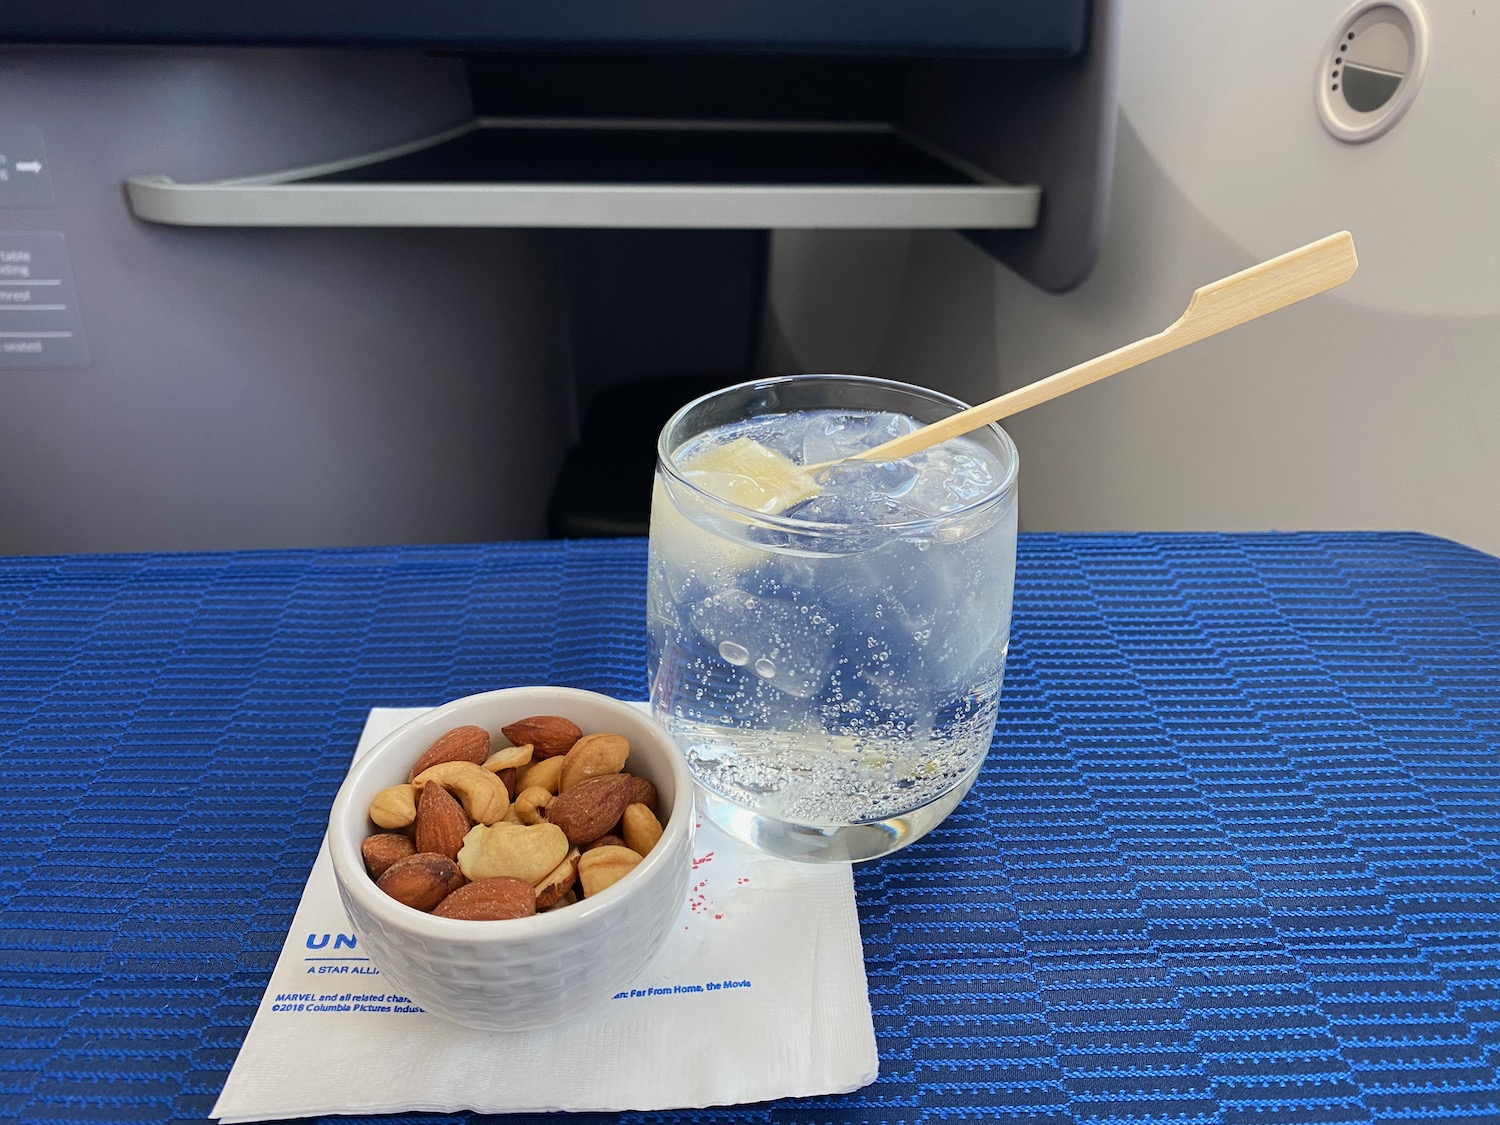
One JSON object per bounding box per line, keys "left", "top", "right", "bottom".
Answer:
{"left": 656, "top": 373, "right": 1020, "bottom": 536}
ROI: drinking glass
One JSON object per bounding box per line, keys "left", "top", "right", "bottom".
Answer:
{"left": 646, "top": 374, "right": 1018, "bottom": 862}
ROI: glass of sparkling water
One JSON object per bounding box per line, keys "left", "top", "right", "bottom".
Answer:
{"left": 646, "top": 375, "right": 1019, "bottom": 862}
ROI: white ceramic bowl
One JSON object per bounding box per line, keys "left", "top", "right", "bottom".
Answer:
{"left": 327, "top": 686, "right": 694, "bottom": 1031}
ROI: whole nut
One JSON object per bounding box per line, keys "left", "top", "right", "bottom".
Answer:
{"left": 432, "top": 877, "right": 537, "bottom": 921}
{"left": 407, "top": 724, "right": 492, "bottom": 783}
{"left": 583, "top": 834, "right": 627, "bottom": 852}
{"left": 577, "top": 845, "right": 643, "bottom": 897}
{"left": 412, "top": 760, "right": 510, "bottom": 825}
{"left": 558, "top": 732, "right": 630, "bottom": 792}
{"left": 414, "top": 779, "right": 471, "bottom": 860}
{"left": 369, "top": 784, "right": 418, "bottom": 830}
{"left": 513, "top": 786, "right": 553, "bottom": 825}
{"left": 495, "top": 767, "right": 519, "bottom": 801}
{"left": 621, "top": 803, "right": 664, "bottom": 857}
{"left": 546, "top": 773, "right": 636, "bottom": 846}
{"left": 361, "top": 832, "right": 417, "bottom": 879}
{"left": 376, "top": 852, "right": 465, "bottom": 911}
{"left": 457, "top": 821, "right": 569, "bottom": 885}
{"left": 482, "top": 744, "right": 534, "bottom": 773}
{"left": 533, "top": 848, "right": 580, "bottom": 910}
{"left": 624, "top": 775, "right": 658, "bottom": 812}
{"left": 516, "top": 756, "right": 565, "bottom": 795}
{"left": 501, "top": 716, "right": 582, "bottom": 759}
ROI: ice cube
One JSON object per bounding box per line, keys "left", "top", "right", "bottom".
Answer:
{"left": 902, "top": 441, "right": 1002, "bottom": 517}
{"left": 801, "top": 410, "right": 918, "bottom": 466}
{"left": 784, "top": 485, "right": 925, "bottom": 528}
{"left": 813, "top": 457, "right": 920, "bottom": 499}
{"left": 811, "top": 537, "right": 1003, "bottom": 690}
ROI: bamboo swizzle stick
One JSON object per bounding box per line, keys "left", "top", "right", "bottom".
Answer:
{"left": 814, "top": 230, "right": 1359, "bottom": 471}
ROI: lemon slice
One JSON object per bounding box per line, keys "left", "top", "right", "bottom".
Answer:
{"left": 681, "top": 437, "right": 819, "bottom": 515}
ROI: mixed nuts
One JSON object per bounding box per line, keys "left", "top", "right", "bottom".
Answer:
{"left": 360, "top": 716, "right": 665, "bottom": 921}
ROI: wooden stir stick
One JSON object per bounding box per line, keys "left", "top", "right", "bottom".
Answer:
{"left": 822, "top": 230, "right": 1358, "bottom": 469}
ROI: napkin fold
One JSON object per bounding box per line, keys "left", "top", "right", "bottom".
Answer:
{"left": 212, "top": 706, "right": 878, "bottom": 1122}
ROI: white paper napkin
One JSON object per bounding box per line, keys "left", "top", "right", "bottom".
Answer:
{"left": 211, "top": 705, "right": 878, "bottom": 1122}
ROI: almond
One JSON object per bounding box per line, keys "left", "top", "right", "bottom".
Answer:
{"left": 407, "top": 724, "right": 492, "bottom": 782}
{"left": 414, "top": 778, "right": 471, "bottom": 859}
{"left": 496, "top": 767, "right": 519, "bottom": 801}
{"left": 545, "top": 773, "right": 636, "bottom": 846}
{"left": 361, "top": 832, "right": 417, "bottom": 879}
{"left": 577, "top": 845, "right": 643, "bottom": 897}
{"left": 558, "top": 732, "right": 630, "bottom": 792}
{"left": 376, "top": 852, "right": 464, "bottom": 911}
{"left": 501, "top": 715, "right": 582, "bottom": 759}
{"left": 432, "top": 877, "right": 537, "bottom": 921}
{"left": 624, "top": 774, "right": 658, "bottom": 812}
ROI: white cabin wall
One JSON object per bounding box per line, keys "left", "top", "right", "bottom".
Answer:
{"left": 763, "top": 0, "right": 1500, "bottom": 556}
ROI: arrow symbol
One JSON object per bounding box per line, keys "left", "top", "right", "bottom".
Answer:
{"left": 15, "top": 161, "right": 42, "bottom": 173}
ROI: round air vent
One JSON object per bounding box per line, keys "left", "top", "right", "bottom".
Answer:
{"left": 1317, "top": 0, "right": 1429, "bottom": 143}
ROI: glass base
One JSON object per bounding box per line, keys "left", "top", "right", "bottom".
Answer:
{"left": 694, "top": 757, "right": 984, "bottom": 863}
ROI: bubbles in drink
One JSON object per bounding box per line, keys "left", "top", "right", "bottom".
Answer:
{"left": 648, "top": 406, "right": 1017, "bottom": 828}
{"left": 689, "top": 587, "right": 832, "bottom": 700}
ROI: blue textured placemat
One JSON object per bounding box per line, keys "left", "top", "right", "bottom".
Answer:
{"left": 2, "top": 532, "right": 1498, "bottom": 1125}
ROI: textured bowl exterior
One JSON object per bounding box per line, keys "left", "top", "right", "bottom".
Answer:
{"left": 328, "top": 687, "right": 694, "bottom": 1031}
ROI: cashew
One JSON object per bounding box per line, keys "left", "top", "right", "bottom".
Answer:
{"left": 457, "top": 822, "right": 569, "bottom": 884}
{"left": 482, "top": 743, "right": 534, "bottom": 773}
{"left": 513, "top": 786, "right": 554, "bottom": 825}
{"left": 577, "top": 845, "right": 643, "bottom": 898}
{"left": 559, "top": 732, "right": 630, "bottom": 792}
{"left": 534, "top": 847, "right": 581, "bottom": 909}
{"left": 412, "top": 761, "right": 510, "bottom": 825}
{"left": 621, "top": 803, "right": 664, "bottom": 857}
{"left": 516, "top": 755, "right": 565, "bottom": 795}
{"left": 369, "top": 784, "right": 418, "bottom": 830}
